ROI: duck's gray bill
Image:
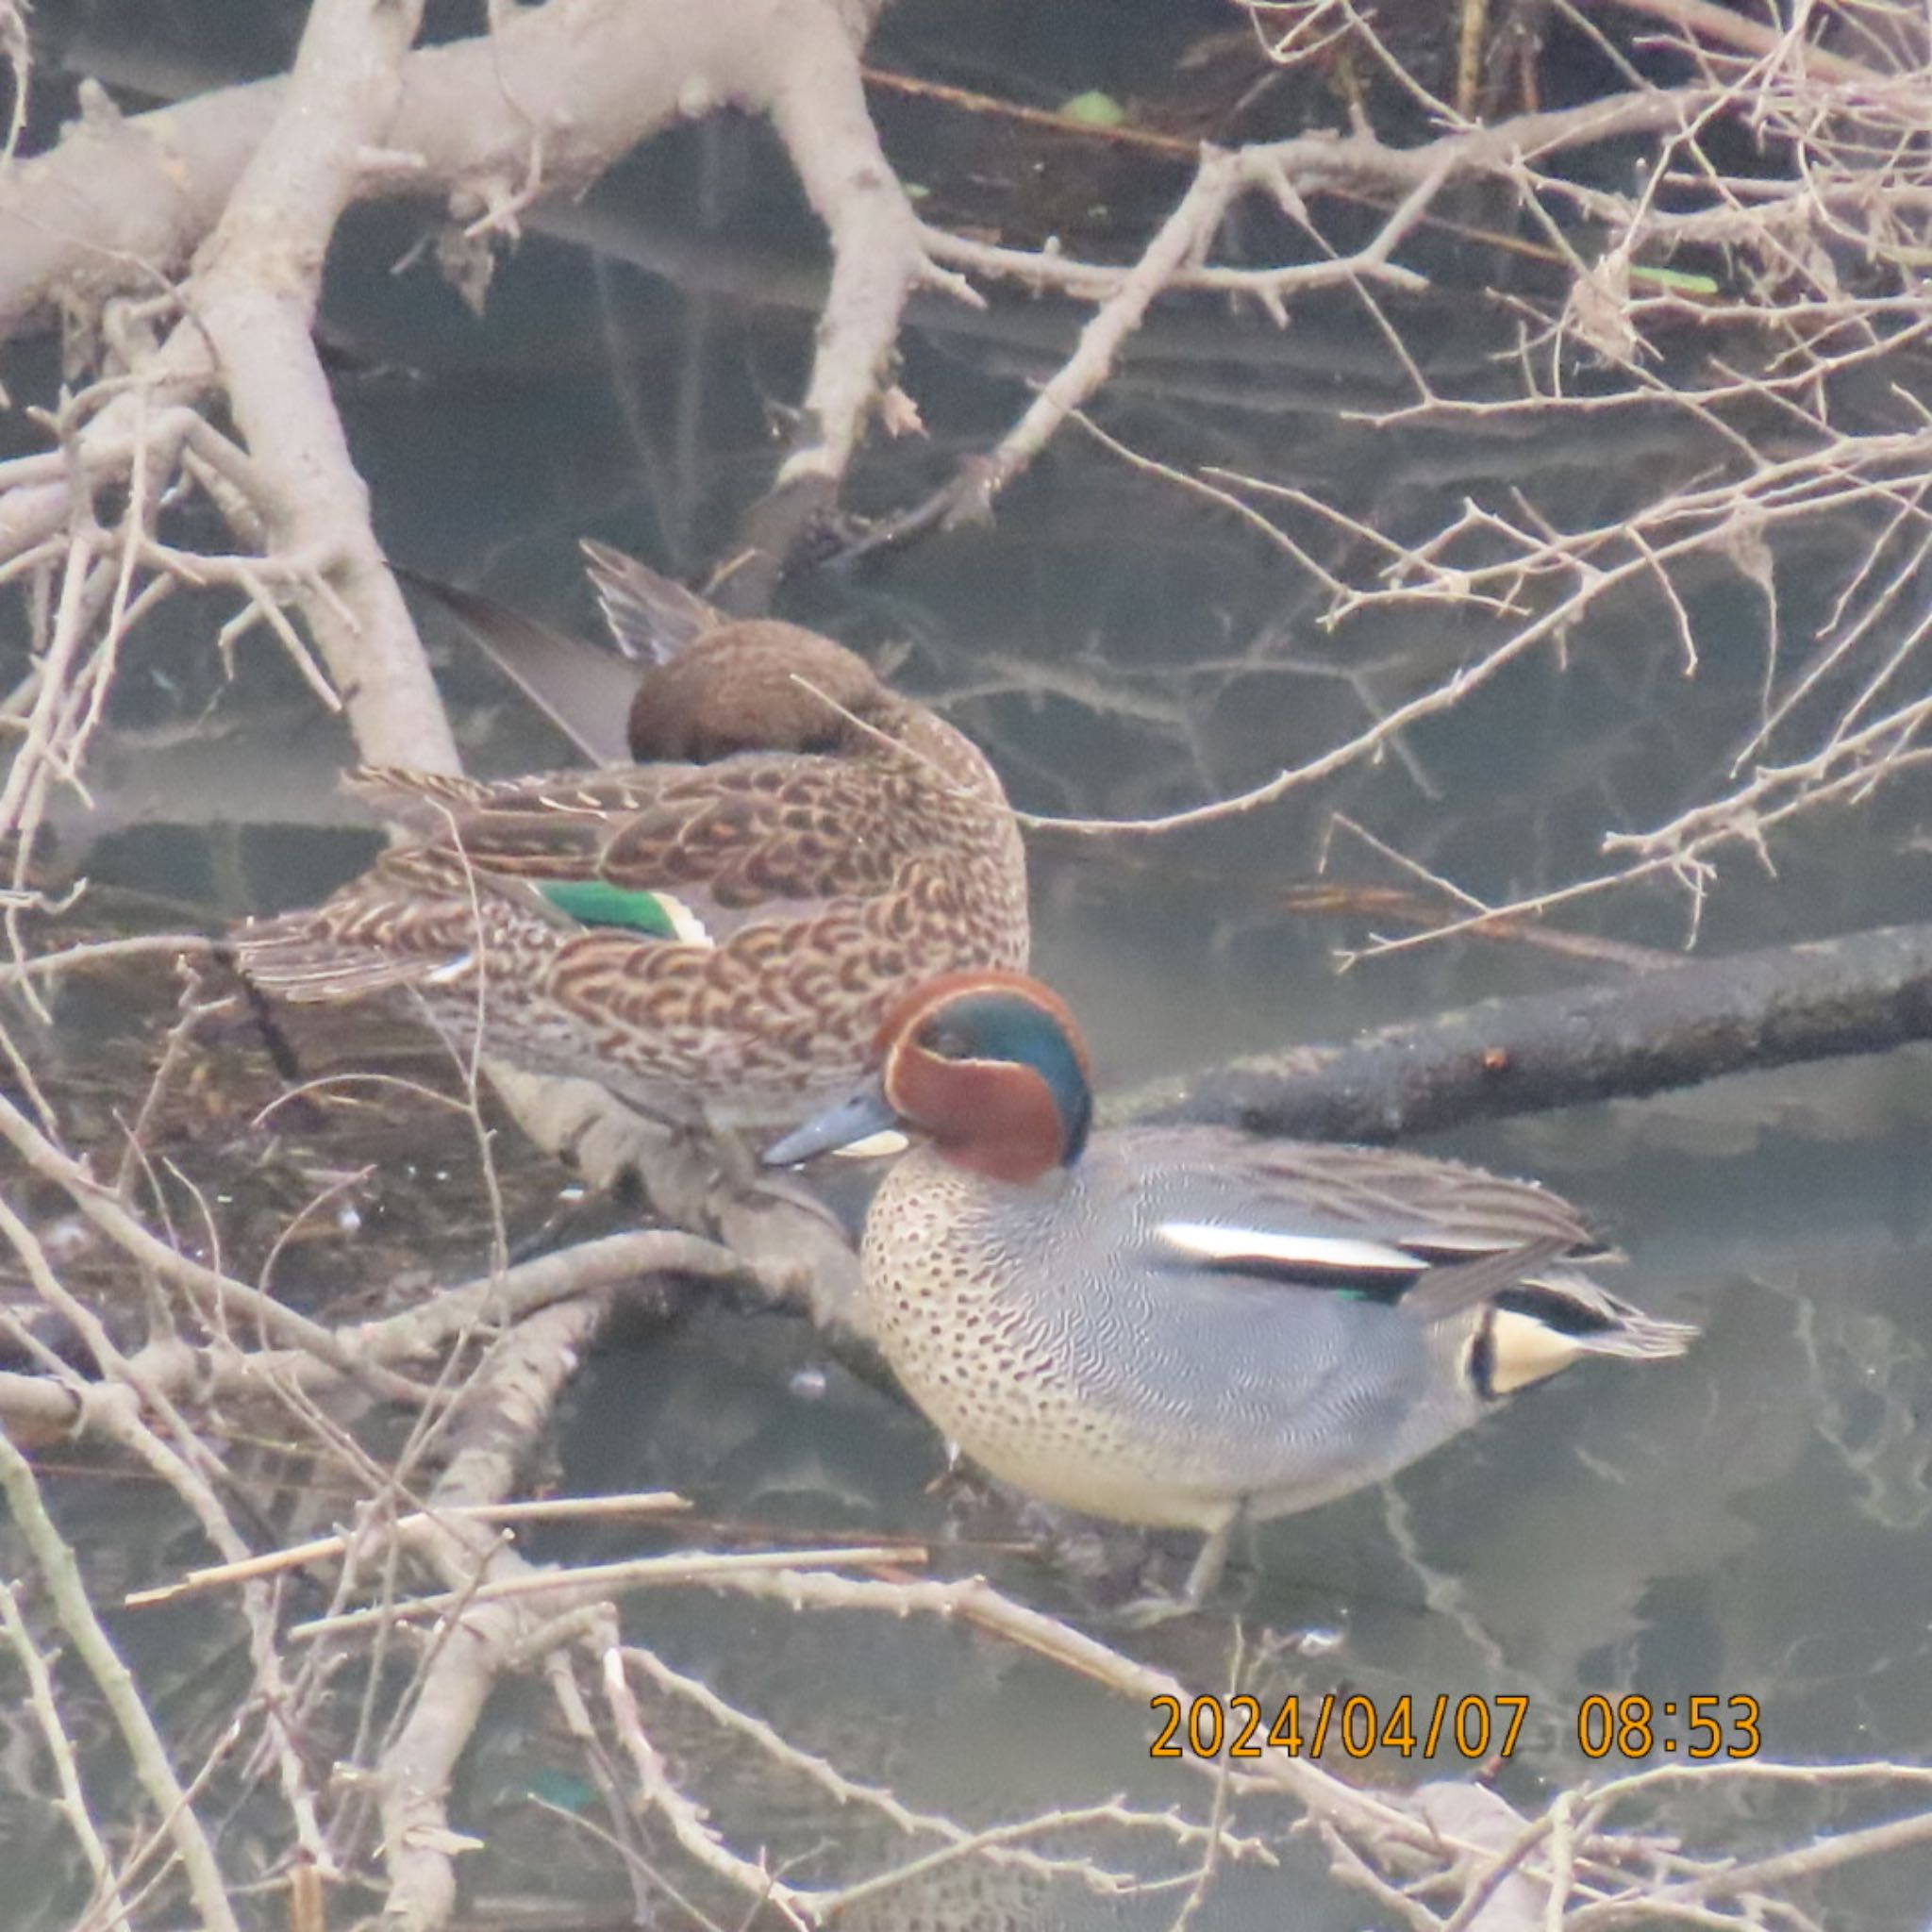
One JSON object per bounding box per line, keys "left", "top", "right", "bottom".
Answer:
{"left": 762, "top": 1082, "right": 899, "bottom": 1165}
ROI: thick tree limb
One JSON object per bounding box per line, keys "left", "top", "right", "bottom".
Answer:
{"left": 0, "top": 0, "right": 458, "bottom": 776}
{"left": 0, "top": 1224, "right": 760, "bottom": 1439}
{"left": 0, "top": 1428, "right": 245, "bottom": 1932}
{"left": 710, "top": 0, "right": 977, "bottom": 611}
{"left": 1119, "top": 919, "right": 1932, "bottom": 1142}
{"left": 4, "top": 0, "right": 915, "bottom": 606}
{"left": 181, "top": 0, "right": 458, "bottom": 774}
{"left": 5, "top": 0, "right": 942, "bottom": 655}
{"left": 483, "top": 1065, "right": 865, "bottom": 1333}
{"left": 370, "top": 1293, "right": 608, "bottom": 1932}
{"left": 1, "top": 0, "right": 849, "bottom": 341}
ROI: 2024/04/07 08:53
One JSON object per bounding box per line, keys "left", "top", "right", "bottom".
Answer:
{"left": 1149, "top": 1691, "right": 1763, "bottom": 1761}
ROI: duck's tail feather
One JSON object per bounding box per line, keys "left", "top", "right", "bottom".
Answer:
{"left": 395, "top": 565, "right": 639, "bottom": 766}
{"left": 580, "top": 541, "right": 721, "bottom": 664}
{"left": 1477, "top": 1273, "right": 1695, "bottom": 1396}
{"left": 232, "top": 908, "right": 444, "bottom": 1001}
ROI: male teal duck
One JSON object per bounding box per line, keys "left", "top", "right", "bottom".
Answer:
{"left": 237, "top": 549, "right": 1028, "bottom": 1132}
{"left": 767, "top": 971, "right": 1695, "bottom": 1607}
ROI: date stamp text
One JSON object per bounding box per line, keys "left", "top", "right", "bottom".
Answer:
{"left": 1150, "top": 1691, "right": 1762, "bottom": 1761}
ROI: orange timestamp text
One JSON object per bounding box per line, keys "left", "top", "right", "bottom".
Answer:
{"left": 1575, "top": 1693, "right": 1761, "bottom": 1760}
{"left": 1150, "top": 1691, "right": 1763, "bottom": 1761}
{"left": 1151, "top": 1691, "right": 1530, "bottom": 1761}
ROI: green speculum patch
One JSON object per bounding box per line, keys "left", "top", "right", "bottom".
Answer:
{"left": 537, "top": 879, "right": 709, "bottom": 943}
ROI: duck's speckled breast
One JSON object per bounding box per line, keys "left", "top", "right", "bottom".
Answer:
{"left": 860, "top": 1136, "right": 1486, "bottom": 1530}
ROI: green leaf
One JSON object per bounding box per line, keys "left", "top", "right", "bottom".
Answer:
{"left": 1630, "top": 263, "right": 1720, "bottom": 296}
{"left": 1060, "top": 90, "right": 1126, "bottom": 128}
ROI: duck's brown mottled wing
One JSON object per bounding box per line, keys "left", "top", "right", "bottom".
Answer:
{"left": 354, "top": 758, "right": 984, "bottom": 913}
{"left": 544, "top": 859, "right": 970, "bottom": 1039}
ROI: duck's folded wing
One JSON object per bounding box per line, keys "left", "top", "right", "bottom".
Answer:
{"left": 1152, "top": 1220, "right": 1568, "bottom": 1309}
{"left": 1230, "top": 1139, "right": 1609, "bottom": 1259}
{"left": 237, "top": 758, "right": 971, "bottom": 997}
{"left": 346, "top": 760, "right": 956, "bottom": 910}
{"left": 1113, "top": 1130, "right": 1694, "bottom": 1374}
{"left": 1114, "top": 1130, "right": 1604, "bottom": 1271}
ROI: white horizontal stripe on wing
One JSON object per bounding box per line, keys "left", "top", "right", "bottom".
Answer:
{"left": 1156, "top": 1222, "right": 1420, "bottom": 1278}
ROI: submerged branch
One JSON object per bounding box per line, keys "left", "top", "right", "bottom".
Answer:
{"left": 1122, "top": 918, "right": 1932, "bottom": 1141}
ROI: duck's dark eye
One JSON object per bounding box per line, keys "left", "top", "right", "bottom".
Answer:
{"left": 921, "top": 1023, "right": 973, "bottom": 1060}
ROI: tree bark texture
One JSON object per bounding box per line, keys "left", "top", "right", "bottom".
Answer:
{"left": 1122, "top": 920, "right": 1932, "bottom": 1141}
